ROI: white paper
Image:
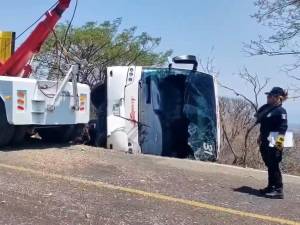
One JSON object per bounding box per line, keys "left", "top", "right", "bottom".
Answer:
{"left": 268, "top": 132, "right": 294, "bottom": 148}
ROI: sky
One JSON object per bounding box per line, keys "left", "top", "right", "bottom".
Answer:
{"left": 0, "top": 0, "right": 299, "bottom": 124}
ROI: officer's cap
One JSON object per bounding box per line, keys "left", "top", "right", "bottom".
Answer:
{"left": 265, "top": 87, "right": 285, "bottom": 97}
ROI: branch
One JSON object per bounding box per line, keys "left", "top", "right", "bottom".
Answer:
{"left": 288, "top": 95, "right": 300, "bottom": 99}
{"left": 290, "top": 74, "right": 300, "bottom": 81}
{"left": 218, "top": 82, "right": 258, "bottom": 111}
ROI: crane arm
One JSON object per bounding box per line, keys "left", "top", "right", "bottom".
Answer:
{"left": 0, "top": 0, "right": 71, "bottom": 78}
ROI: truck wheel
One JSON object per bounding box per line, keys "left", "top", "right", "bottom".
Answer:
{"left": 0, "top": 100, "right": 15, "bottom": 147}
{"left": 69, "top": 124, "right": 89, "bottom": 144}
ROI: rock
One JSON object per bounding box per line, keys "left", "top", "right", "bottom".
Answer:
{"left": 43, "top": 193, "right": 53, "bottom": 197}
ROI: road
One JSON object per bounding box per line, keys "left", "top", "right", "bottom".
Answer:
{"left": 0, "top": 144, "right": 299, "bottom": 225}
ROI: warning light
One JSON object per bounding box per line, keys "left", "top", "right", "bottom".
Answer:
{"left": 16, "top": 90, "right": 26, "bottom": 111}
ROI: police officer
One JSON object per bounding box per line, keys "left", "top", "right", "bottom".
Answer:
{"left": 256, "top": 87, "right": 288, "bottom": 199}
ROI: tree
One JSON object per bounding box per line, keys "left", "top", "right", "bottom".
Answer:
{"left": 197, "top": 57, "right": 262, "bottom": 166}
{"left": 33, "top": 19, "right": 172, "bottom": 87}
{"left": 219, "top": 68, "right": 269, "bottom": 167}
{"left": 246, "top": 0, "right": 300, "bottom": 78}
{"left": 197, "top": 57, "right": 267, "bottom": 166}
{"left": 218, "top": 97, "right": 264, "bottom": 167}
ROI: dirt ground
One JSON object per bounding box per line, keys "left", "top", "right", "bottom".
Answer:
{"left": 0, "top": 144, "right": 299, "bottom": 225}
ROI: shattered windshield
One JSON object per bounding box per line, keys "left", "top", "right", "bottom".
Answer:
{"left": 139, "top": 68, "right": 218, "bottom": 161}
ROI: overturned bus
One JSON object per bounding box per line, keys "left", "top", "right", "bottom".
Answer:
{"left": 91, "top": 55, "right": 220, "bottom": 161}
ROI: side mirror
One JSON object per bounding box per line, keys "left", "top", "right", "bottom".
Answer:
{"left": 169, "top": 55, "right": 198, "bottom": 71}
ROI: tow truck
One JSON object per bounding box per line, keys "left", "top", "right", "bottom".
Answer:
{"left": 0, "top": 0, "right": 90, "bottom": 147}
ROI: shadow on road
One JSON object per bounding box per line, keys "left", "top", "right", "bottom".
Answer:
{"left": 0, "top": 139, "right": 72, "bottom": 152}
{"left": 233, "top": 186, "right": 265, "bottom": 198}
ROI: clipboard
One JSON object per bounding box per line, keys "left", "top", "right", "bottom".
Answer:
{"left": 268, "top": 132, "right": 294, "bottom": 148}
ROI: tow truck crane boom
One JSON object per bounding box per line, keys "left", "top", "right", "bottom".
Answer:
{"left": 0, "top": 0, "right": 90, "bottom": 147}
{"left": 0, "top": 0, "right": 71, "bottom": 78}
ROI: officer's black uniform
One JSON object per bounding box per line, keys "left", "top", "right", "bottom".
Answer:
{"left": 257, "top": 103, "right": 288, "bottom": 190}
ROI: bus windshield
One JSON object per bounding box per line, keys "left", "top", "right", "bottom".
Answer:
{"left": 139, "top": 68, "right": 219, "bottom": 161}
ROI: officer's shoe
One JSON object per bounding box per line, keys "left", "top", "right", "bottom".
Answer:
{"left": 259, "top": 186, "right": 274, "bottom": 195}
{"left": 265, "top": 188, "right": 284, "bottom": 199}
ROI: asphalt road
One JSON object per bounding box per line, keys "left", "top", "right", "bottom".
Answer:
{"left": 0, "top": 144, "right": 299, "bottom": 225}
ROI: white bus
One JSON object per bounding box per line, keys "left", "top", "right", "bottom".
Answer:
{"left": 91, "top": 55, "right": 220, "bottom": 161}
